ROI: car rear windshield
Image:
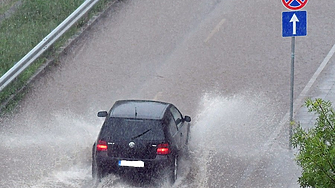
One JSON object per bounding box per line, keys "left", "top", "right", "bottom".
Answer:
{"left": 101, "top": 118, "right": 165, "bottom": 141}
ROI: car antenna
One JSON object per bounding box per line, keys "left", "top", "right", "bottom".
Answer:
{"left": 135, "top": 107, "right": 138, "bottom": 118}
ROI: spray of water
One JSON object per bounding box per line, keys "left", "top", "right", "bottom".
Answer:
{"left": 185, "top": 92, "right": 279, "bottom": 187}
{"left": 1, "top": 92, "right": 281, "bottom": 187}
{"left": 0, "top": 110, "right": 101, "bottom": 188}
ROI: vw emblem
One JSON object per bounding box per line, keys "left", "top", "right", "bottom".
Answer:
{"left": 129, "top": 142, "right": 135, "bottom": 148}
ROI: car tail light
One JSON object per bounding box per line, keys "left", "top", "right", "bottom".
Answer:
{"left": 157, "top": 143, "right": 170, "bottom": 155}
{"left": 97, "top": 140, "right": 107, "bottom": 151}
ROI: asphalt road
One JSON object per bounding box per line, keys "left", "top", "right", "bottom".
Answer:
{"left": 1, "top": 0, "right": 335, "bottom": 187}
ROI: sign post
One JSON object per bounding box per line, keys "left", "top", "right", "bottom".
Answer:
{"left": 290, "top": 36, "right": 295, "bottom": 149}
{"left": 281, "top": 0, "right": 308, "bottom": 149}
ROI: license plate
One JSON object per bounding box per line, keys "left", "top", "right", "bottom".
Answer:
{"left": 118, "top": 160, "right": 144, "bottom": 167}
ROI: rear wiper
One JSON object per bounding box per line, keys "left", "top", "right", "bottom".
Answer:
{"left": 131, "top": 129, "right": 151, "bottom": 140}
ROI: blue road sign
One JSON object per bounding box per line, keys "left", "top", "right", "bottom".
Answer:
{"left": 282, "top": 11, "right": 307, "bottom": 37}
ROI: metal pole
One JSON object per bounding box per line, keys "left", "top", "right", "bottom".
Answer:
{"left": 289, "top": 36, "right": 295, "bottom": 149}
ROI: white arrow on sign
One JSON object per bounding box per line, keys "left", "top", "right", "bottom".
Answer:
{"left": 290, "top": 14, "right": 299, "bottom": 35}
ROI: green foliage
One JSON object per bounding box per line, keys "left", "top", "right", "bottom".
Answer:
{"left": 0, "top": 0, "right": 19, "bottom": 15}
{"left": 0, "top": 0, "right": 83, "bottom": 106}
{"left": 292, "top": 98, "right": 335, "bottom": 188}
{"left": 0, "top": 0, "right": 111, "bottom": 111}
{"left": 0, "top": 0, "right": 84, "bottom": 73}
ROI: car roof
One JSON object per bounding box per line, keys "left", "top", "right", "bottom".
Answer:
{"left": 109, "top": 100, "right": 171, "bottom": 120}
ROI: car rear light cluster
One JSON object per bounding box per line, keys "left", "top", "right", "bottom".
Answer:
{"left": 156, "top": 143, "right": 170, "bottom": 155}
{"left": 97, "top": 140, "right": 107, "bottom": 151}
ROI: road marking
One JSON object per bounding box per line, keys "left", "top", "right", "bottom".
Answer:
{"left": 274, "top": 43, "right": 335, "bottom": 145}
{"left": 153, "top": 91, "right": 163, "bottom": 100}
{"left": 297, "top": 43, "right": 335, "bottom": 101}
{"left": 204, "top": 18, "right": 226, "bottom": 43}
{"left": 237, "top": 43, "right": 335, "bottom": 187}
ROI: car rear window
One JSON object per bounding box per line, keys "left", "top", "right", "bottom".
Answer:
{"left": 101, "top": 118, "right": 165, "bottom": 141}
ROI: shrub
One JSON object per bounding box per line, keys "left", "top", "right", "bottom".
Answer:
{"left": 292, "top": 98, "right": 335, "bottom": 187}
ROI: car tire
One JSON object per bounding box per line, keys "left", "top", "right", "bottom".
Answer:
{"left": 92, "top": 161, "right": 96, "bottom": 179}
{"left": 92, "top": 160, "right": 103, "bottom": 182}
{"left": 186, "top": 124, "right": 190, "bottom": 146}
{"left": 183, "top": 125, "right": 191, "bottom": 159}
{"left": 169, "top": 155, "right": 178, "bottom": 184}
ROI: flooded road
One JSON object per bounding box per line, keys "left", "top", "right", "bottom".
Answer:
{"left": 1, "top": 0, "right": 335, "bottom": 187}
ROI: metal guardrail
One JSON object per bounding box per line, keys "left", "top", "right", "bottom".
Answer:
{"left": 0, "top": 0, "right": 100, "bottom": 92}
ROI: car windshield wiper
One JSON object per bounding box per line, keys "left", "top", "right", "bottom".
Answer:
{"left": 131, "top": 129, "right": 151, "bottom": 140}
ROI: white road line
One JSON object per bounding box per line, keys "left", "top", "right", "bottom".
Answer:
{"left": 153, "top": 91, "right": 163, "bottom": 100}
{"left": 274, "top": 42, "right": 335, "bottom": 146}
{"left": 297, "top": 43, "right": 335, "bottom": 100}
{"left": 204, "top": 18, "right": 226, "bottom": 43}
{"left": 237, "top": 43, "right": 335, "bottom": 187}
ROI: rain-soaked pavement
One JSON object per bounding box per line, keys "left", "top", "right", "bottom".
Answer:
{"left": 1, "top": 0, "right": 335, "bottom": 187}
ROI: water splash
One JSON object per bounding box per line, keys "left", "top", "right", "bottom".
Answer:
{"left": 0, "top": 110, "right": 101, "bottom": 188}
{"left": 0, "top": 92, "right": 283, "bottom": 187}
{"left": 187, "top": 92, "right": 278, "bottom": 187}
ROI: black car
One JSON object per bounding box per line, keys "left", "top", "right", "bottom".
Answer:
{"left": 92, "top": 100, "right": 191, "bottom": 184}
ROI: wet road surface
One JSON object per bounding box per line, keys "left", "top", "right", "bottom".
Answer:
{"left": 1, "top": 0, "right": 335, "bottom": 187}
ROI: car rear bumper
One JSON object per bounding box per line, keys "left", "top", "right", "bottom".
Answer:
{"left": 96, "top": 154, "right": 172, "bottom": 172}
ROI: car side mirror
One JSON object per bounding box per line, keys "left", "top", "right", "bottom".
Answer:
{"left": 97, "top": 111, "right": 108, "bottom": 117}
{"left": 184, "top": 116, "right": 191, "bottom": 122}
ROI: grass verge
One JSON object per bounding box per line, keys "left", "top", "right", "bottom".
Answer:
{"left": 0, "top": 0, "right": 113, "bottom": 114}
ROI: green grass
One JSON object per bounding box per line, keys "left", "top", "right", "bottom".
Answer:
{"left": 0, "top": 0, "right": 20, "bottom": 15}
{"left": 0, "top": 0, "right": 111, "bottom": 113}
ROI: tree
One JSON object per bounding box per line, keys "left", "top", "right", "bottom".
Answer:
{"left": 292, "top": 98, "right": 335, "bottom": 188}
